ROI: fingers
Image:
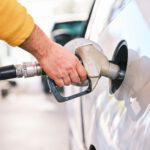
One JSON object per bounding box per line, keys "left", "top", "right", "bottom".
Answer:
{"left": 76, "top": 62, "right": 87, "bottom": 82}
{"left": 54, "top": 61, "right": 87, "bottom": 87}
{"left": 69, "top": 68, "right": 81, "bottom": 82}
{"left": 55, "top": 72, "right": 72, "bottom": 87}
{"left": 54, "top": 70, "right": 83, "bottom": 87}
{"left": 63, "top": 76, "right": 71, "bottom": 85}
{"left": 55, "top": 73, "right": 78, "bottom": 87}
{"left": 67, "top": 58, "right": 87, "bottom": 83}
{"left": 55, "top": 79, "right": 64, "bottom": 87}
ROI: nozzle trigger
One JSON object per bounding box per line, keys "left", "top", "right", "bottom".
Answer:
{"left": 47, "top": 77, "right": 92, "bottom": 102}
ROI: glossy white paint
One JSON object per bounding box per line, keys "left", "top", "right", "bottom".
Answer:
{"left": 67, "top": 0, "right": 150, "bottom": 149}
{"left": 66, "top": 86, "right": 85, "bottom": 150}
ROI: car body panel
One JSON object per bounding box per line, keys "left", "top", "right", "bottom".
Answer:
{"left": 66, "top": 0, "right": 150, "bottom": 149}
{"left": 66, "top": 87, "right": 86, "bottom": 150}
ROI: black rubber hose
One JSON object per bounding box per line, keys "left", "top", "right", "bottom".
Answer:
{"left": 0, "top": 65, "right": 17, "bottom": 80}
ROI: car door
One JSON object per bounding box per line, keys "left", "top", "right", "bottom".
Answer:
{"left": 81, "top": 0, "right": 150, "bottom": 150}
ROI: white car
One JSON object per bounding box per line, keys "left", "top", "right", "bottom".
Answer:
{"left": 66, "top": 0, "right": 150, "bottom": 149}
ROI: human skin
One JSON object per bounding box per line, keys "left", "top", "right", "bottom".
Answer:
{"left": 20, "top": 24, "right": 87, "bottom": 87}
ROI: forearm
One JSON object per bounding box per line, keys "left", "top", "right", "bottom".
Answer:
{"left": 19, "top": 24, "right": 53, "bottom": 61}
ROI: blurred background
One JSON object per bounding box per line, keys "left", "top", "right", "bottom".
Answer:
{"left": 0, "top": 0, "right": 93, "bottom": 150}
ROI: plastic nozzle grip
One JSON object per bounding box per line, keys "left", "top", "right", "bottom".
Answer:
{"left": 47, "top": 77, "right": 92, "bottom": 102}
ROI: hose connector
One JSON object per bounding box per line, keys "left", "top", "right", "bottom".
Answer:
{"left": 15, "top": 62, "right": 43, "bottom": 78}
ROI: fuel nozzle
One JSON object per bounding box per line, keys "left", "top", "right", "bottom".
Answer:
{"left": 76, "top": 44, "right": 125, "bottom": 89}
{"left": 65, "top": 38, "right": 125, "bottom": 90}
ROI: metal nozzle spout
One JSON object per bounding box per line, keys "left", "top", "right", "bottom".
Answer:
{"left": 117, "top": 70, "right": 125, "bottom": 80}
{"left": 75, "top": 43, "right": 123, "bottom": 90}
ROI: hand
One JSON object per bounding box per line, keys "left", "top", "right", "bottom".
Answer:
{"left": 20, "top": 25, "right": 87, "bottom": 86}
{"left": 39, "top": 42, "right": 87, "bottom": 86}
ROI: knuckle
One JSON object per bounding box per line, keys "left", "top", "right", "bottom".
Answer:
{"left": 80, "top": 76, "right": 86, "bottom": 81}
{"left": 71, "top": 58, "right": 78, "bottom": 67}
{"left": 80, "top": 72, "right": 87, "bottom": 80}
{"left": 74, "top": 57, "right": 79, "bottom": 63}
{"left": 81, "top": 71, "right": 87, "bottom": 78}
{"left": 49, "top": 71, "right": 59, "bottom": 79}
{"left": 74, "top": 59, "right": 80, "bottom": 67}
{"left": 70, "top": 73, "right": 80, "bottom": 83}
{"left": 68, "top": 58, "right": 78, "bottom": 69}
{"left": 64, "top": 81, "right": 70, "bottom": 86}
{"left": 55, "top": 80, "right": 64, "bottom": 87}
{"left": 67, "top": 66, "right": 74, "bottom": 73}
{"left": 64, "top": 77, "right": 71, "bottom": 85}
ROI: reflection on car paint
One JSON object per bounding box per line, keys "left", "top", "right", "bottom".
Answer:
{"left": 92, "top": 89, "right": 150, "bottom": 149}
{"left": 90, "top": 2, "right": 150, "bottom": 149}
{"left": 115, "top": 49, "right": 150, "bottom": 120}
{"left": 84, "top": 0, "right": 150, "bottom": 149}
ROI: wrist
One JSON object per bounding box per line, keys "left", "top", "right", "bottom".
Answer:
{"left": 19, "top": 24, "right": 53, "bottom": 61}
